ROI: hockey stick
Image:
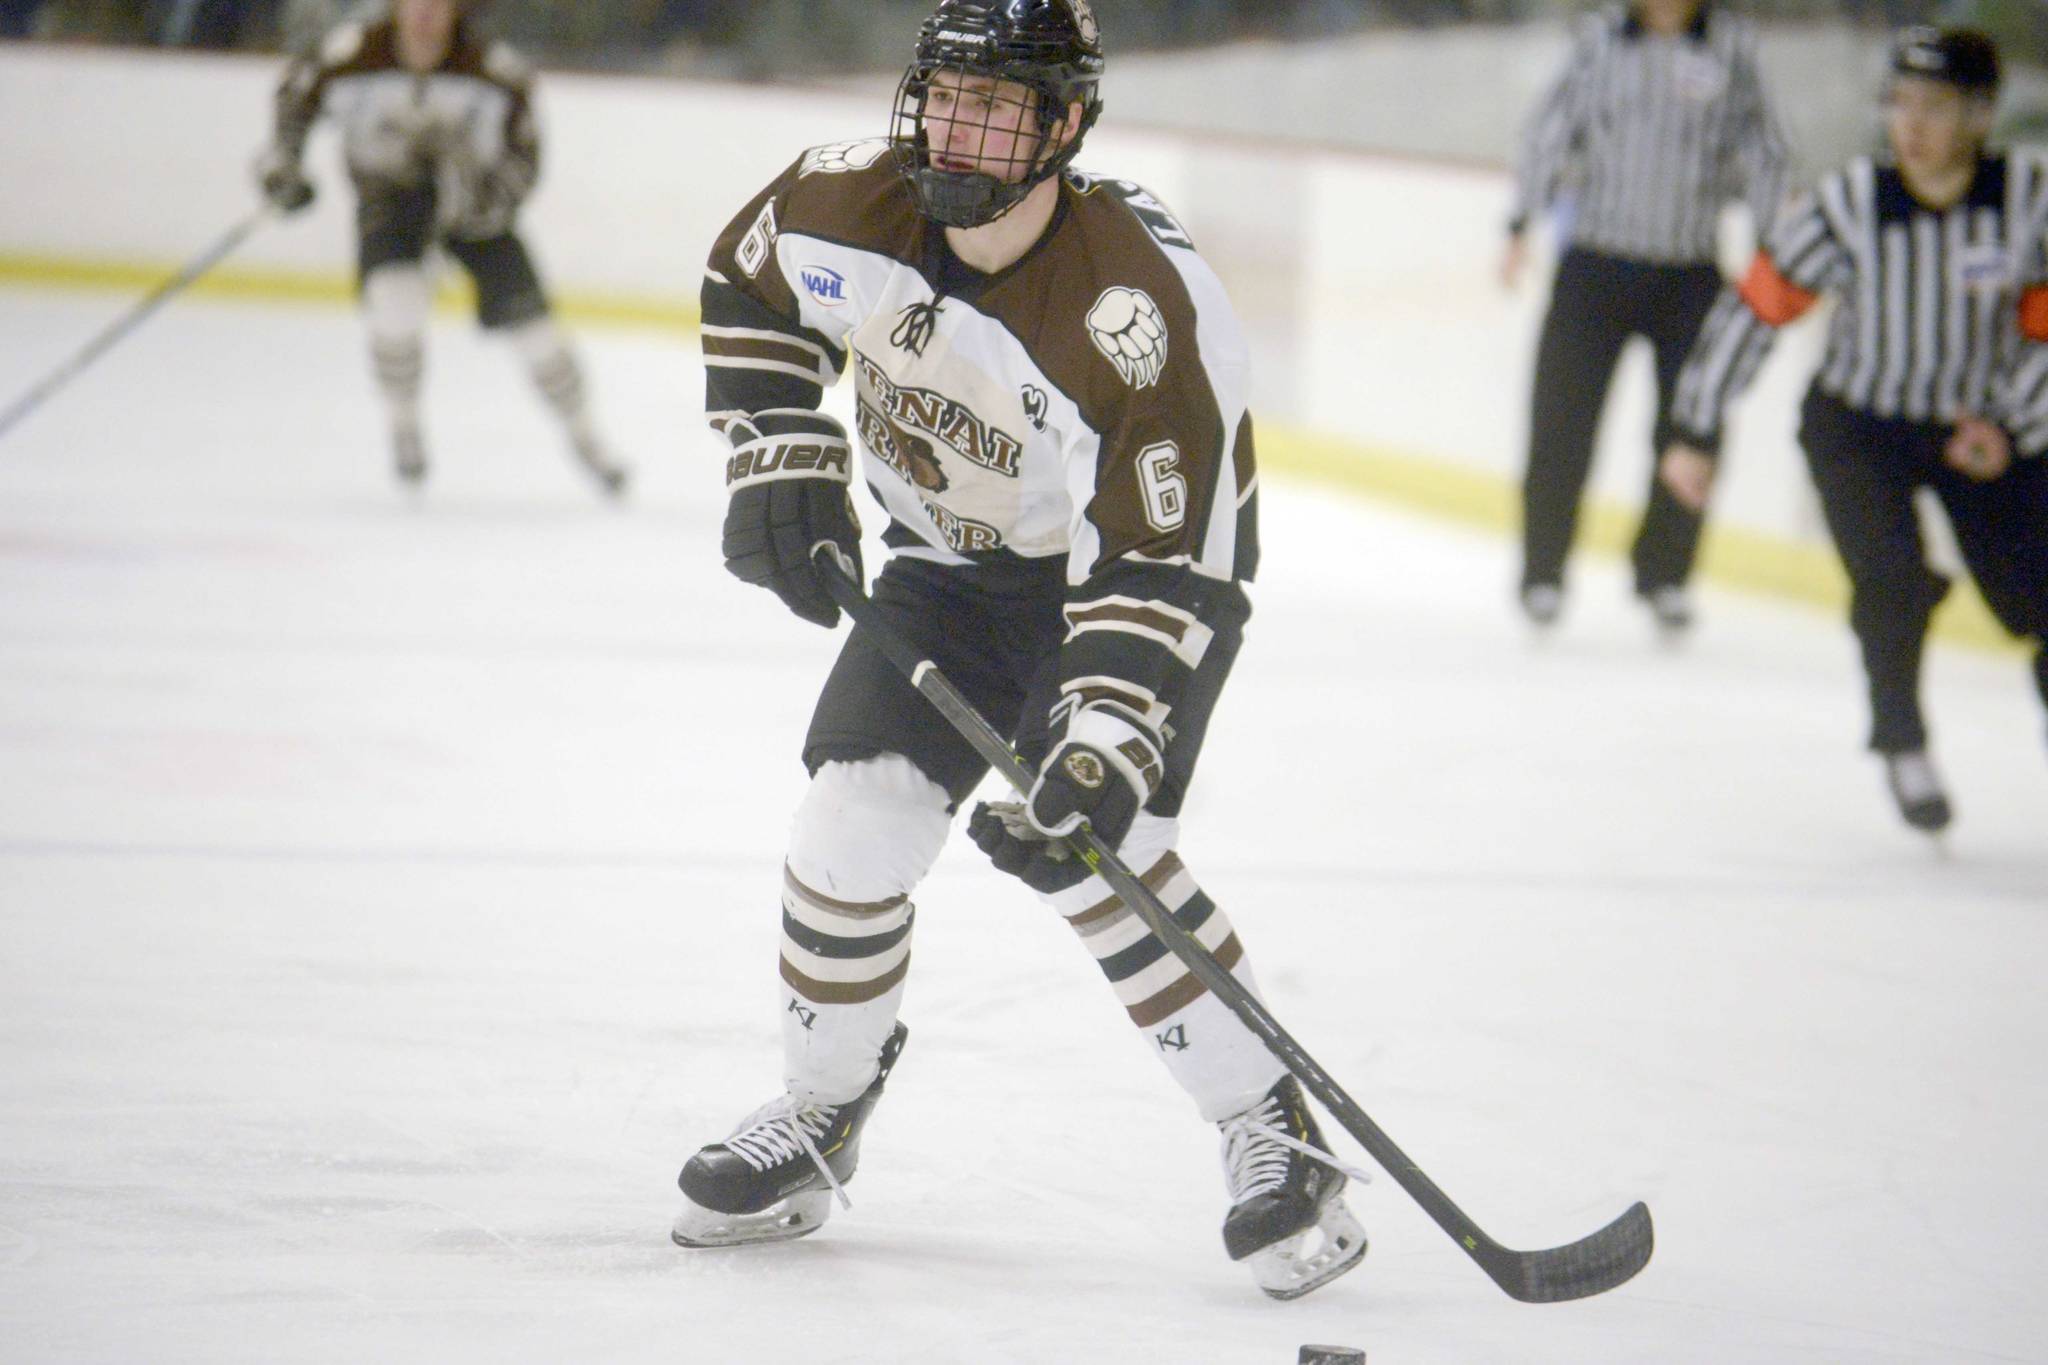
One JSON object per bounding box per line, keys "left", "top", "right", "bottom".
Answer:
{"left": 0, "top": 205, "right": 274, "bottom": 441}
{"left": 813, "top": 550, "right": 1653, "bottom": 1303}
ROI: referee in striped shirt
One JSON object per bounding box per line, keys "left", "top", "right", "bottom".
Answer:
{"left": 1504, "top": 0, "right": 1788, "bottom": 631}
{"left": 1664, "top": 27, "right": 2048, "bottom": 833}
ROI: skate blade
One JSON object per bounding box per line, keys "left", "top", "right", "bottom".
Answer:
{"left": 571, "top": 443, "right": 630, "bottom": 498}
{"left": 1249, "top": 1198, "right": 1368, "bottom": 1301}
{"left": 670, "top": 1190, "right": 832, "bottom": 1249}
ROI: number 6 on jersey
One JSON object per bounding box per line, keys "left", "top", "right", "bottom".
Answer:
{"left": 1137, "top": 440, "right": 1186, "bottom": 532}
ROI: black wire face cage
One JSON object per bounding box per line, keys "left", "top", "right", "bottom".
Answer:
{"left": 891, "top": 62, "right": 1076, "bottom": 229}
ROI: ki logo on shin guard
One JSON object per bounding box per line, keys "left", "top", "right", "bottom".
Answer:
{"left": 1155, "top": 1023, "right": 1189, "bottom": 1052}
{"left": 786, "top": 998, "right": 818, "bottom": 1031}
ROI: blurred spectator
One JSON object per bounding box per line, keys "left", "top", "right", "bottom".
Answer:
{"left": 1, "top": 0, "right": 48, "bottom": 37}
{"left": 154, "top": 0, "right": 281, "bottom": 46}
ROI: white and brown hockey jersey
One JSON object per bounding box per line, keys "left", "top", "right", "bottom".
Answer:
{"left": 271, "top": 17, "right": 539, "bottom": 220}
{"left": 704, "top": 140, "right": 1260, "bottom": 747}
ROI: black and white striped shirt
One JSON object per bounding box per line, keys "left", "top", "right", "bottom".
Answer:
{"left": 1674, "top": 152, "right": 2048, "bottom": 455}
{"left": 1510, "top": 4, "right": 1789, "bottom": 265}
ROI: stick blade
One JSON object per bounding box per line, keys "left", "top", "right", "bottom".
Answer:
{"left": 1482, "top": 1201, "right": 1654, "bottom": 1303}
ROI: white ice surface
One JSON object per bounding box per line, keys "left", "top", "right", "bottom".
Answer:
{"left": 1, "top": 289, "right": 2044, "bottom": 1364}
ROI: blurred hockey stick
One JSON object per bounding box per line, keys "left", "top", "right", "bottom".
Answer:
{"left": 812, "top": 548, "right": 1653, "bottom": 1303}
{"left": 0, "top": 205, "right": 274, "bottom": 441}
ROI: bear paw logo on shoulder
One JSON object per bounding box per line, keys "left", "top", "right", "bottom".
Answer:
{"left": 1087, "top": 288, "right": 1168, "bottom": 389}
{"left": 799, "top": 139, "right": 891, "bottom": 178}
{"left": 800, "top": 265, "right": 850, "bottom": 307}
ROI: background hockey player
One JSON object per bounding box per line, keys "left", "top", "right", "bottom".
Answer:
{"left": 1503, "top": 0, "right": 1788, "bottom": 633}
{"left": 1662, "top": 26, "right": 2048, "bottom": 833}
{"left": 671, "top": 0, "right": 1368, "bottom": 1302}
{"left": 254, "top": 0, "right": 627, "bottom": 494}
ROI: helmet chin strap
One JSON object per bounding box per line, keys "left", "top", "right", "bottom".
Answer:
{"left": 910, "top": 167, "right": 1011, "bottom": 229}
{"left": 910, "top": 124, "right": 1059, "bottom": 230}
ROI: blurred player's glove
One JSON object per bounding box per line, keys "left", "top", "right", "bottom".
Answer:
{"left": 720, "top": 411, "right": 861, "bottom": 628}
{"left": 437, "top": 161, "right": 524, "bottom": 240}
{"left": 255, "top": 145, "right": 316, "bottom": 214}
{"left": 968, "top": 707, "right": 1163, "bottom": 893}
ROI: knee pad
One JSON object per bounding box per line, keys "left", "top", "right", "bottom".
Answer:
{"left": 362, "top": 264, "right": 432, "bottom": 342}
{"left": 787, "top": 755, "right": 953, "bottom": 903}
{"left": 506, "top": 317, "right": 569, "bottom": 367}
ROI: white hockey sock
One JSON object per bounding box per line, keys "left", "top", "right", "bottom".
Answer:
{"left": 1045, "top": 819, "right": 1286, "bottom": 1123}
{"left": 779, "top": 756, "right": 951, "bottom": 1107}
{"left": 362, "top": 264, "right": 431, "bottom": 432}
{"left": 507, "top": 317, "right": 592, "bottom": 439}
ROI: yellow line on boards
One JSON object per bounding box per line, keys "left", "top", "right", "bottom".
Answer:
{"left": 1254, "top": 427, "right": 2022, "bottom": 657}
{"left": 0, "top": 253, "right": 2022, "bottom": 656}
{"left": 0, "top": 252, "right": 699, "bottom": 330}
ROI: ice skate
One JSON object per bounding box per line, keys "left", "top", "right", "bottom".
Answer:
{"left": 1218, "top": 1076, "right": 1368, "bottom": 1301}
{"left": 392, "top": 425, "right": 427, "bottom": 486}
{"left": 1519, "top": 582, "right": 1563, "bottom": 631}
{"left": 1641, "top": 585, "right": 1694, "bottom": 638}
{"left": 672, "top": 1023, "right": 907, "bottom": 1249}
{"left": 570, "top": 430, "right": 629, "bottom": 498}
{"left": 1883, "top": 750, "right": 1952, "bottom": 833}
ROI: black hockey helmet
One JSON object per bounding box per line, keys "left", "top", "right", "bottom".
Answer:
{"left": 1890, "top": 25, "right": 2001, "bottom": 98}
{"left": 891, "top": 0, "right": 1106, "bottom": 228}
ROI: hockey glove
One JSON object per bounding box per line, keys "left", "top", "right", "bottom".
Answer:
{"left": 968, "top": 707, "right": 1163, "bottom": 893}
{"left": 720, "top": 411, "right": 861, "bottom": 628}
{"left": 255, "top": 146, "right": 316, "bottom": 215}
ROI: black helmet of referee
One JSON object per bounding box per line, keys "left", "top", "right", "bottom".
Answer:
{"left": 891, "top": 0, "right": 1106, "bottom": 229}
{"left": 1890, "top": 25, "right": 2001, "bottom": 98}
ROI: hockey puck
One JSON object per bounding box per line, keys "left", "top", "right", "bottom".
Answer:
{"left": 1299, "top": 1348, "right": 1365, "bottom": 1365}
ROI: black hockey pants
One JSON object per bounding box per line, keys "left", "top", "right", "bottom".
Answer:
{"left": 1799, "top": 388, "right": 2048, "bottom": 754}
{"left": 1522, "top": 248, "right": 1725, "bottom": 594}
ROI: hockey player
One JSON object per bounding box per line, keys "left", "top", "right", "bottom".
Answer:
{"left": 671, "top": 0, "right": 1368, "bottom": 1301}
{"left": 253, "top": 0, "right": 627, "bottom": 494}
{"left": 1663, "top": 27, "right": 2048, "bottom": 833}
{"left": 1504, "top": 0, "right": 1788, "bottom": 633}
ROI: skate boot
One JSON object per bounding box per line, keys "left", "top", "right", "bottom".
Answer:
{"left": 1218, "top": 1076, "right": 1368, "bottom": 1300}
{"left": 392, "top": 425, "right": 427, "bottom": 486}
{"left": 672, "top": 1023, "right": 907, "bottom": 1248}
{"left": 1641, "top": 585, "right": 1695, "bottom": 638}
{"left": 1519, "top": 583, "right": 1563, "bottom": 630}
{"left": 570, "top": 431, "right": 629, "bottom": 498}
{"left": 1883, "top": 750, "right": 1952, "bottom": 833}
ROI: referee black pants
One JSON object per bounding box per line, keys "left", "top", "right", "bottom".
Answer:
{"left": 1799, "top": 388, "right": 2048, "bottom": 754}
{"left": 1522, "top": 248, "right": 1725, "bottom": 595}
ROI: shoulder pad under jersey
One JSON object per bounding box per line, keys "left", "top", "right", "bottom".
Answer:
{"left": 318, "top": 20, "right": 366, "bottom": 67}
{"left": 483, "top": 42, "right": 535, "bottom": 90}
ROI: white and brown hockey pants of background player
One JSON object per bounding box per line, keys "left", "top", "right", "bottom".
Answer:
{"left": 355, "top": 181, "right": 619, "bottom": 488}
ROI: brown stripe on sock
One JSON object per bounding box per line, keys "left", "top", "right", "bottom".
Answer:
{"left": 779, "top": 953, "right": 911, "bottom": 1004}
{"left": 1124, "top": 933, "right": 1243, "bottom": 1028}
{"left": 784, "top": 863, "right": 910, "bottom": 917}
{"left": 1065, "top": 851, "right": 1185, "bottom": 930}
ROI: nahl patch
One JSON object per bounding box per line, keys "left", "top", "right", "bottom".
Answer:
{"left": 1087, "top": 287, "right": 1168, "bottom": 389}
{"left": 726, "top": 440, "right": 851, "bottom": 487}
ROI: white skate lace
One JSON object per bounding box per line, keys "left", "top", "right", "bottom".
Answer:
{"left": 723, "top": 1096, "right": 854, "bottom": 1211}
{"left": 1221, "top": 1097, "right": 1374, "bottom": 1203}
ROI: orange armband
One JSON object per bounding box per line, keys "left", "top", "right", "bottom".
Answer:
{"left": 2018, "top": 287, "right": 2048, "bottom": 342}
{"left": 1737, "top": 252, "right": 1819, "bottom": 328}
